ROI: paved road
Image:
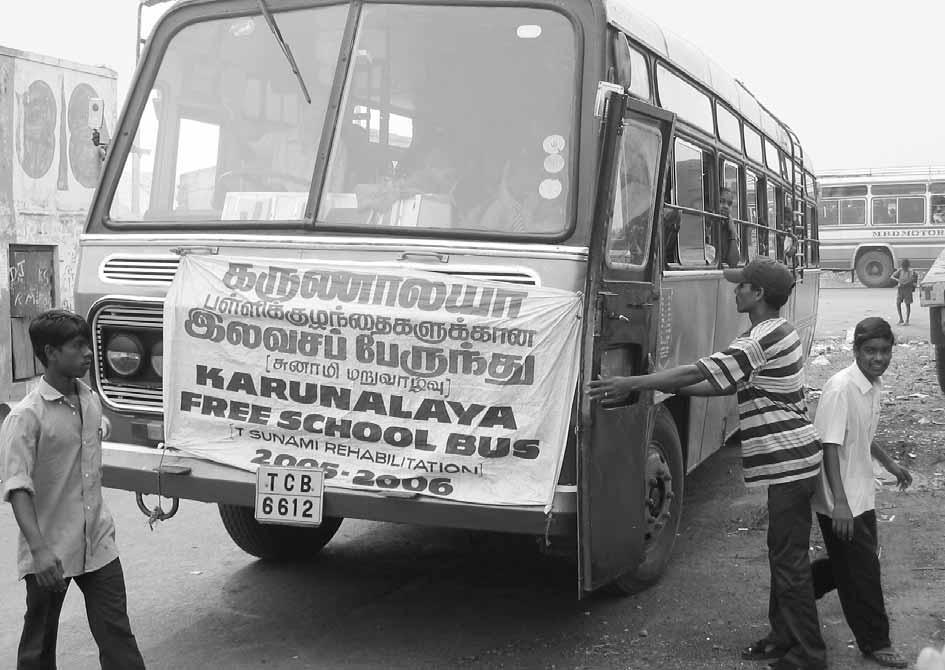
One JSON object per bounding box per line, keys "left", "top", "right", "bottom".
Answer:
{"left": 0, "top": 283, "right": 939, "bottom": 669}
{"left": 815, "top": 281, "right": 930, "bottom": 341}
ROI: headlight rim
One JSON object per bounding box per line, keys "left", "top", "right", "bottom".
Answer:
{"left": 104, "top": 332, "right": 146, "bottom": 378}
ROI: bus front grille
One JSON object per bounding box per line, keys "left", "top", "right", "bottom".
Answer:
{"left": 99, "top": 255, "right": 540, "bottom": 287}
{"left": 92, "top": 301, "right": 165, "bottom": 413}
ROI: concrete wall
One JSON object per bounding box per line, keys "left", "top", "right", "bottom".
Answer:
{"left": 0, "top": 47, "right": 116, "bottom": 406}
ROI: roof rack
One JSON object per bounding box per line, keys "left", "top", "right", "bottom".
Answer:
{"left": 817, "top": 166, "right": 945, "bottom": 179}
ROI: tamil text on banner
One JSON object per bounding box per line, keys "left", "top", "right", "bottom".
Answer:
{"left": 163, "top": 256, "right": 582, "bottom": 509}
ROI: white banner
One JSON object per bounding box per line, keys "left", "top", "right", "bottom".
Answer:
{"left": 163, "top": 255, "right": 582, "bottom": 509}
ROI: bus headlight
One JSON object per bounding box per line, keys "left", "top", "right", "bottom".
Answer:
{"left": 150, "top": 341, "right": 163, "bottom": 377}
{"left": 105, "top": 333, "right": 145, "bottom": 377}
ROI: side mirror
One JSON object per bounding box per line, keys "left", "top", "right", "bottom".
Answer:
{"left": 88, "top": 98, "right": 104, "bottom": 131}
{"left": 88, "top": 98, "right": 107, "bottom": 160}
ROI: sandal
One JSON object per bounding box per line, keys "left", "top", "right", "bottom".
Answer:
{"left": 865, "top": 647, "right": 908, "bottom": 668}
{"left": 741, "top": 639, "right": 785, "bottom": 661}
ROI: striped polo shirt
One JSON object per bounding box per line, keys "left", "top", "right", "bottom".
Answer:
{"left": 695, "top": 317, "right": 822, "bottom": 487}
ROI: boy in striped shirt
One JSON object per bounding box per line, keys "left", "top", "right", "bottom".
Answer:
{"left": 588, "top": 257, "right": 825, "bottom": 670}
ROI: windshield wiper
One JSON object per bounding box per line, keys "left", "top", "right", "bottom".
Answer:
{"left": 256, "top": 0, "right": 311, "bottom": 104}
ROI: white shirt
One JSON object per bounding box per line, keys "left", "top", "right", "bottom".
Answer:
{"left": 812, "top": 363, "right": 882, "bottom": 518}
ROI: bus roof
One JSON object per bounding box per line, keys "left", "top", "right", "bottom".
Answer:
{"left": 605, "top": 0, "right": 812, "bottom": 168}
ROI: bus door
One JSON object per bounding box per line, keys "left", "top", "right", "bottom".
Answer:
{"left": 578, "top": 94, "right": 674, "bottom": 594}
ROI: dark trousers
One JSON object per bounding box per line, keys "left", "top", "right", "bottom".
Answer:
{"left": 766, "top": 478, "right": 827, "bottom": 669}
{"left": 812, "top": 510, "right": 891, "bottom": 653}
{"left": 17, "top": 557, "right": 145, "bottom": 670}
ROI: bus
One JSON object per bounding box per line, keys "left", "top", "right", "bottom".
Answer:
{"left": 817, "top": 166, "right": 945, "bottom": 287}
{"left": 77, "top": 0, "right": 819, "bottom": 596}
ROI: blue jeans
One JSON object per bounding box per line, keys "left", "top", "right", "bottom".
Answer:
{"left": 17, "top": 558, "right": 145, "bottom": 670}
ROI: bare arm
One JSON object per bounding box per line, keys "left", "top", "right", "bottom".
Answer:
{"left": 587, "top": 363, "right": 708, "bottom": 398}
{"left": 871, "top": 442, "right": 912, "bottom": 490}
{"left": 821, "top": 443, "right": 854, "bottom": 541}
{"left": 8, "top": 490, "right": 65, "bottom": 590}
{"left": 676, "top": 379, "right": 735, "bottom": 396}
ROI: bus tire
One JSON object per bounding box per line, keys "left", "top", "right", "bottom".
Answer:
{"left": 606, "top": 407, "right": 684, "bottom": 595}
{"left": 937, "top": 345, "right": 945, "bottom": 394}
{"left": 217, "top": 504, "right": 343, "bottom": 560}
{"left": 855, "top": 250, "right": 894, "bottom": 288}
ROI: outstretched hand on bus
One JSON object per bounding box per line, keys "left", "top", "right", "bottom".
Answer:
{"left": 586, "top": 375, "right": 639, "bottom": 399}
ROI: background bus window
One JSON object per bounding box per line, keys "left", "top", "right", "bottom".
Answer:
{"left": 840, "top": 198, "right": 866, "bottom": 226}
{"left": 898, "top": 197, "right": 925, "bottom": 224}
{"left": 873, "top": 196, "right": 924, "bottom": 225}
{"left": 931, "top": 194, "right": 945, "bottom": 224}
{"left": 672, "top": 138, "right": 711, "bottom": 265}
{"left": 822, "top": 185, "right": 867, "bottom": 198}
{"left": 821, "top": 200, "right": 839, "bottom": 226}
{"left": 606, "top": 119, "right": 663, "bottom": 269}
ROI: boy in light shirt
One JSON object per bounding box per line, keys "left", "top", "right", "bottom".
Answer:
{"left": 812, "top": 317, "right": 911, "bottom": 669}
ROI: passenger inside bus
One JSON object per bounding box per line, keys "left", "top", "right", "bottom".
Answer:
{"left": 717, "top": 186, "right": 741, "bottom": 267}
{"left": 931, "top": 197, "right": 945, "bottom": 224}
{"left": 662, "top": 207, "right": 682, "bottom": 264}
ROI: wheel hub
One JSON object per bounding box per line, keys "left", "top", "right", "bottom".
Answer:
{"left": 643, "top": 442, "right": 674, "bottom": 547}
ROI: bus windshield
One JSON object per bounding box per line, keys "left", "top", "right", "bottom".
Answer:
{"left": 109, "top": 3, "right": 577, "bottom": 236}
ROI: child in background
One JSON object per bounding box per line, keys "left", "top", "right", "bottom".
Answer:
{"left": 890, "top": 258, "right": 919, "bottom": 325}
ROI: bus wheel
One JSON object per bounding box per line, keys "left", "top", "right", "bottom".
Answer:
{"left": 607, "top": 407, "right": 684, "bottom": 595}
{"left": 855, "top": 250, "right": 893, "bottom": 288}
{"left": 217, "top": 504, "right": 343, "bottom": 560}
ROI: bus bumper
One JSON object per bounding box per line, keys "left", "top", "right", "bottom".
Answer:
{"left": 102, "top": 442, "right": 576, "bottom": 536}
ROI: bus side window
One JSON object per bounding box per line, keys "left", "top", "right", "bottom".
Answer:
{"left": 720, "top": 158, "right": 742, "bottom": 265}
{"left": 765, "top": 181, "right": 776, "bottom": 257}
{"left": 932, "top": 194, "right": 945, "bottom": 224}
{"left": 746, "top": 170, "right": 760, "bottom": 260}
{"left": 672, "top": 138, "right": 712, "bottom": 266}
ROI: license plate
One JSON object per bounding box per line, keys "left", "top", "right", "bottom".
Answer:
{"left": 255, "top": 466, "right": 324, "bottom": 527}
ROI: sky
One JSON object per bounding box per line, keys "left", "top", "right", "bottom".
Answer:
{"left": 2, "top": 0, "right": 943, "bottom": 172}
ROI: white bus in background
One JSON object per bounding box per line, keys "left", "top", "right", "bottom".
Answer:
{"left": 817, "top": 166, "right": 945, "bottom": 287}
